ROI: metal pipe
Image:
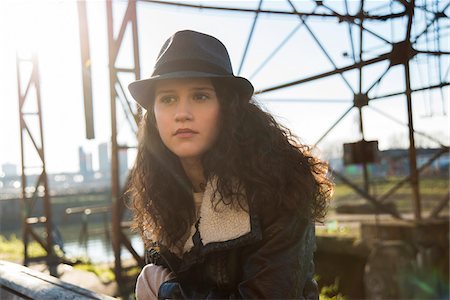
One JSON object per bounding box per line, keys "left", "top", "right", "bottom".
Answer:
{"left": 358, "top": 0, "right": 369, "bottom": 193}
{"left": 404, "top": 0, "right": 422, "bottom": 221}
{"left": 139, "top": 0, "right": 406, "bottom": 20}
{"left": 106, "top": 0, "right": 123, "bottom": 289}
{"left": 16, "top": 53, "right": 29, "bottom": 267}
{"left": 238, "top": 0, "right": 263, "bottom": 75}
{"left": 255, "top": 51, "right": 391, "bottom": 94}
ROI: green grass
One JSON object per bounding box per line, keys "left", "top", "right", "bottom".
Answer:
{"left": 331, "top": 176, "right": 449, "bottom": 213}
{"left": 316, "top": 220, "right": 359, "bottom": 239}
{"left": 316, "top": 275, "right": 346, "bottom": 300}
{"left": 0, "top": 234, "right": 47, "bottom": 262}
{"left": 0, "top": 234, "right": 117, "bottom": 284}
{"left": 74, "top": 262, "right": 116, "bottom": 283}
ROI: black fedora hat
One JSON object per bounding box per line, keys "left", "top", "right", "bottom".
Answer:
{"left": 128, "top": 30, "right": 254, "bottom": 109}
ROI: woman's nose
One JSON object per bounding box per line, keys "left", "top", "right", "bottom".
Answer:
{"left": 174, "top": 99, "right": 193, "bottom": 122}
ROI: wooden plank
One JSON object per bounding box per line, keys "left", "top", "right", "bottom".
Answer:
{"left": 0, "top": 260, "right": 116, "bottom": 300}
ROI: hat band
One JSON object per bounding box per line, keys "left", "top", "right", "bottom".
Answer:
{"left": 152, "top": 59, "right": 231, "bottom": 77}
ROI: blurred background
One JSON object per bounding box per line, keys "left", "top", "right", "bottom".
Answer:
{"left": 0, "top": 0, "right": 448, "bottom": 299}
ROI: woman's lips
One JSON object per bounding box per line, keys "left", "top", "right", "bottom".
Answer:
{"left": 174, "top": 128, "right": 198, "bottom": 138}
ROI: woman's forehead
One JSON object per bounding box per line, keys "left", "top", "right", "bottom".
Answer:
{"left": 155, "top": 77, "right": 214, "bottom": 92}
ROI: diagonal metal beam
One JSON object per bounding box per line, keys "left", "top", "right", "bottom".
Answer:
{"left": 365, "top": 63, "right": 391, "bottom": 95}
{"left": 238, "top": 0, "right": 263, "bottom": 75}
{"left": 113, "top": 2, "right": 135, "bottom": 60}
{"left": 115, "top": 81, "right": 139, "bottom": 135}
{"left": 249, "top": 22, "right": 303, "bottom": 80}
{"left": 23, "top": 122, "right": 44, "bottom": 162}
{"left": 411, "top": 5, "right": 445, "bottom": 44}
{"left": 378, "top": 146, "right": 449, "bottom": 204}
{"left": 367, "top": 104, "right": 447, "bottom": 148}
{"left": 313, "top": 105, "right": 354, "bottom": 147}
{"left": 344, "top": 0, "right": 356, "bottom": 62}
{"left": 369, "top": 81, "right": 450, "bottom": 101}
{"left": 286, "top": 0, "right": 355, "bottom": 93}
{"left": 256, "top": 51, "right": 391, "bottom": 94}
{"left": 249, "top": 4, "right": 319, "bottom": 80}
{"left": 330, "top": 167, "right": 403, "bottom": 219}
{"left": 427, "top": 192, "right": 450, "bottom": 220}
{"left": 115, "top": 73, "right": 140, "bottom": 126}
{"left": 321, "top": 1, "right": 392, "bottom": 44}
{"left": 139, "top": 0, "right": 407, "bottom": 20}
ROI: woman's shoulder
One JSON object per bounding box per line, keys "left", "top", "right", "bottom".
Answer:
{"left": 251, "top": 197, "right": 311, "bottom": 233}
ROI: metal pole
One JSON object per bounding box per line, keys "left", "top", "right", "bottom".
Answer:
{"left": 77, "top": 0, "right": 95, "bottom": 140}
{"left": 33, "top": 53, "right": 57, "bottom": 276}
{"left": 106, "top": 0, "right": 123, "bottom": 288}
{"left": 16, "top": 53, "right": 29, "bottom": 267}
{"left": 358, "top": 0, "right": 369, "bottom": 193}
{"left": 404, "top": 55, "right": 422, "bottom": 220}
{"left": 404, "top": 0, "right": 421, "bottom": 221}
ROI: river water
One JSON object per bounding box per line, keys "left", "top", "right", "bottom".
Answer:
{"left": 1, "top": 222, "right": 145, "bottom": 264}
{"left": 63, "top": 234, "right": 144, "bottom": 263}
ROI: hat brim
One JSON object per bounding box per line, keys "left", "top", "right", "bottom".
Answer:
{"left": 128, "top": 71, "right": 254, "bottom": 109}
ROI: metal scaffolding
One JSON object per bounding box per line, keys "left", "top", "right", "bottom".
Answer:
{"left": 15, "top": 0, "right": 448, "bottom": 295}
{"left": 106, "top": 0, "right": 143, "bottom": 294}
{"left": 131, "top": 0, "right": 449, "bottom": 222}
{"left": 102, "top": 0, "right": 449, "bottom": 292}
{"left": 16, "top": 53, "right": 58, "bottom": 276}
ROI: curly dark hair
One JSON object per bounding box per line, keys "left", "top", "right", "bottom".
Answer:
{"left": 128, "top": 79, "right": 333, "bottom": 249}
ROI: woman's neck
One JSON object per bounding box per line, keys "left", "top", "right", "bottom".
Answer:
{"left": 180, "top": 157, "right": 206, "bottom": 193}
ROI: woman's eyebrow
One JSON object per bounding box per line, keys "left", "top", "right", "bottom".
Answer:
{"left": 189, "top": 87, "right": 215, "bottom": 91}
{"left": 155, "top": 89, "right": 175, "bottom": 95}
{"left": 155, "top": 86, "right": 214, "bottom": 95}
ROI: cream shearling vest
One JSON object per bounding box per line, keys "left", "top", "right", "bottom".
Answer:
{"left": 144, "top": 178, "right": 252, "bottom": 257}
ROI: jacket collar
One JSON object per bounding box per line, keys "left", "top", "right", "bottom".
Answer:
{"left": 183, "top": 177, "right": 253, "bottom": 253}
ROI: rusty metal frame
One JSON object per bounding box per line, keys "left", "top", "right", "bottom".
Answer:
{"left": 246, "top": 0, "right": 449, "bottom": 221}
{"left": 106, "top": 0, "right": 143, "bottom": 294}
{"left": 16, "top": 53, "right": 58, "bottom": 276}
{"left": 99, "top": 0, "right": 449, "bottom": 292}
{"left": 77, "top": 0, "right": 95, "bottom": 140}
{"left": 140, "top": 0, "right": 407, "bottom": 21}
{"left": 129, "top": 1, "right": 448, "bottom": 221}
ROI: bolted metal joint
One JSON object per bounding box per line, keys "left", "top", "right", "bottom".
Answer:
{"left": 353, "top": 93, "right": 369, "bottom": 108}
{"left": 389, "top": 40, "right": 417, "bottom": 67}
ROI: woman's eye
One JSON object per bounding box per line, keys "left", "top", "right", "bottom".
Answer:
{"left": 159, "top": 95, "right": 176, "bottom": 104}
{"left": 193, "top": 93, "right": 209, "bottom": 101}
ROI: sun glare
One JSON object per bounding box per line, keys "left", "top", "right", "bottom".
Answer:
{"left": 7, "top": 1, "right": 76, "bottom": 59}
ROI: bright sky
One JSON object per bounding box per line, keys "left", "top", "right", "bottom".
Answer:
{"left": 0, "top": 0, "right": 449, "bottom": 175}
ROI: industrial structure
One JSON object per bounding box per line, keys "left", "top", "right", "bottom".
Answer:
{"left": 13, "top": 0, "right": 449, "bottom": 298}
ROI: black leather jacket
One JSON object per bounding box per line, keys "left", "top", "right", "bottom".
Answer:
{"left": 144, "top": 201, "right": 319, "bottom": 299}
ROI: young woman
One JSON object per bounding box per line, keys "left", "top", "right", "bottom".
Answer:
{"left": 127, "top": 30, "right": 333, "bottom": 299}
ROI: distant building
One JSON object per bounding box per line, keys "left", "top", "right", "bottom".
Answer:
{"left": 329, "top": 147, "right": 449, "bottom": 178}
{"left": 98, "top": 142, "right": 110, "bottom": 175}
{"left": 78, "top": 147, "right": 93, "bottom": 176}
{"left": 1, "top": 163, "right": 18, "bottom": 177}
{"left": 119, "top": 148, "right": 128, "bottom": 175}
{"left": 381, "top": 148, "right": 449, "bottom": 176}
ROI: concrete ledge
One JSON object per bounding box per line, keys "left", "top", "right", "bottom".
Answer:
{"left": 0, "top": 260, "right": 116, "bottom": 300}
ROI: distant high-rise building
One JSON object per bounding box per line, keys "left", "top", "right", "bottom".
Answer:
{"left": 1, "top": 163, "right": 18, "bottom": 177}
{"left": 78, "top": 147, "right": 93, "bottom": 175}
{"left": 98, "top": 142, "right": 110, "bottom": 175}
{"left": 118, "top": 148, "right": 128, "bottom": 175}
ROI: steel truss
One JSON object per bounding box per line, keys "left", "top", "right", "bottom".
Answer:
{"left": 16, "top": 53, "right": 58, "bottom": 276}
{"left": 100, "top": 0, "right": 448, "bottom": 290}
{"left": 106, "top": 0, "right": 143, "bottom": 295}
{"left": 16, "top": 0, "right": 447, "bottom": 293}
{"left": 133, "top": 0, "right": 449, "bottom": 221}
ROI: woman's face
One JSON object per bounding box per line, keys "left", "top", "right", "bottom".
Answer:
{"left": 153, "top": 77, "right": 220, "bottom": 161}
